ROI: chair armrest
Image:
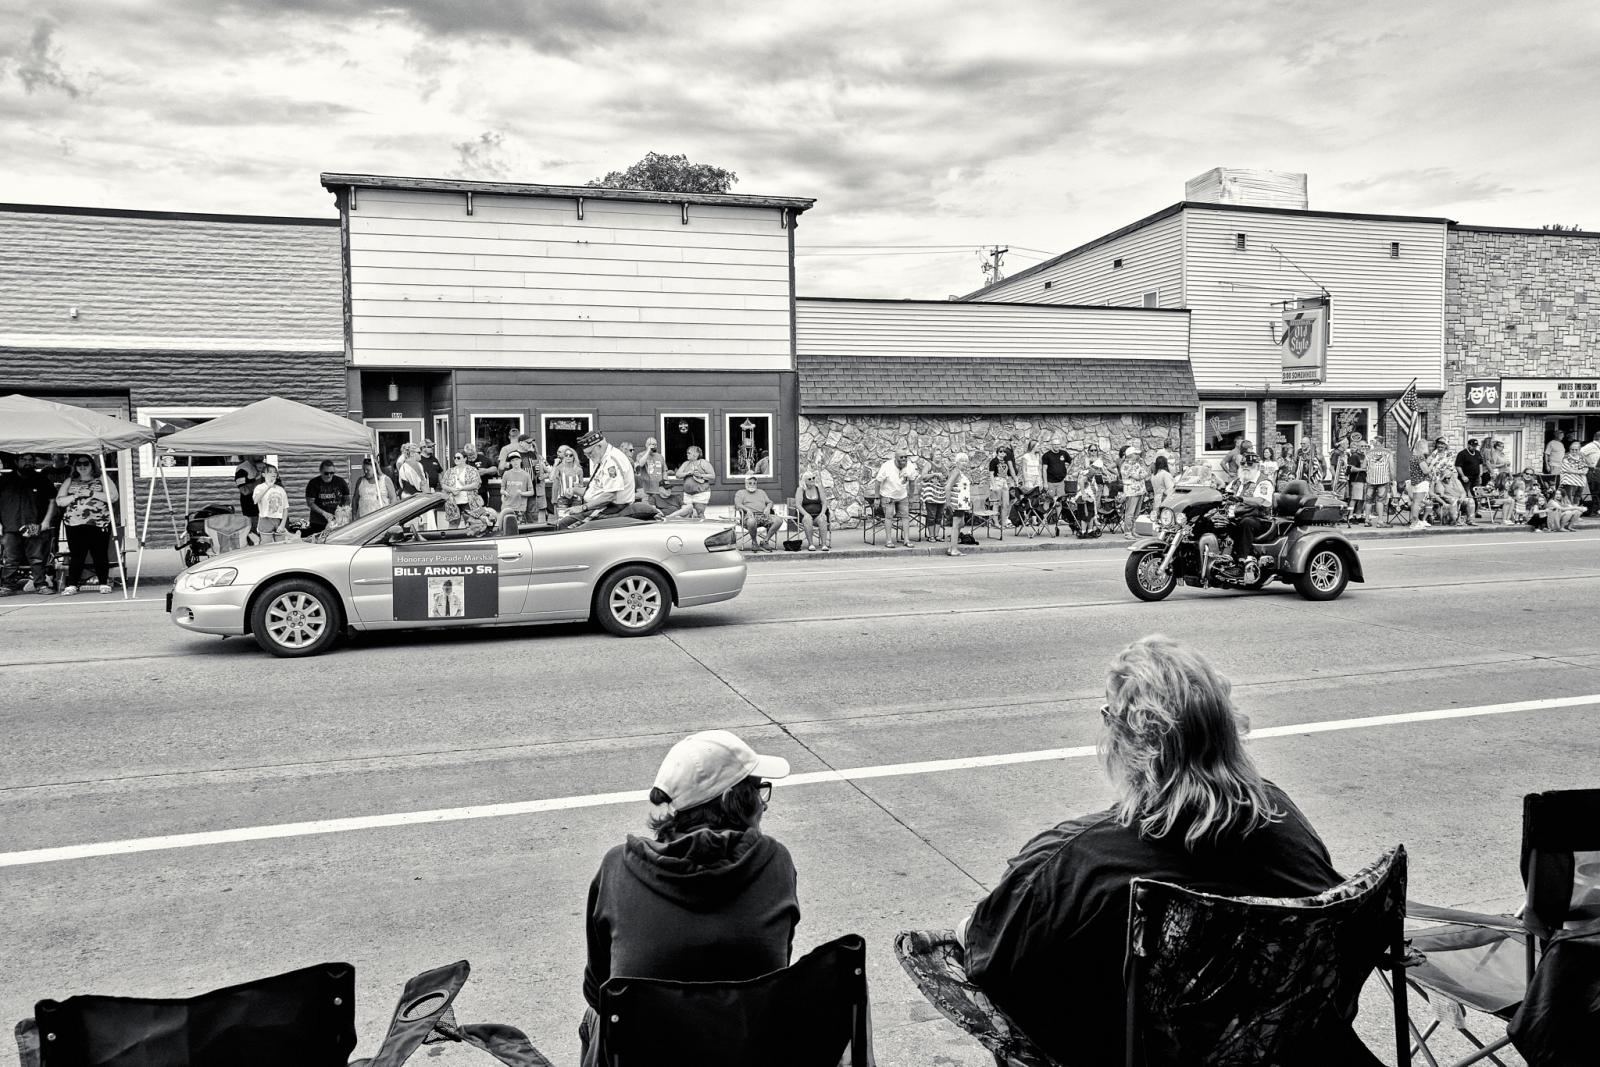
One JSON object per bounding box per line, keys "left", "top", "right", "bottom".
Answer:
{"left": 893, "top": 930, "right": 1057, "bottom": 1067}
{"left": 1407, "top": 900, "right": 1525, "bottom": 934}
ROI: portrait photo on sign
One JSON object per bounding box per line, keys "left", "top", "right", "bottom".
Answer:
{"left": 427, "top": 577, "right": 465, "bottom": 618}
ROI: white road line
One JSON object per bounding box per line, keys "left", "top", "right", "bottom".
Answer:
{"left": 4, "top": 692, "right": 1597, "bottom": 870}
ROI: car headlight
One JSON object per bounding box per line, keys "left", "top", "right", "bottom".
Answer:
{"left": 178, "top": 567, "right": 238, "bottom": 592}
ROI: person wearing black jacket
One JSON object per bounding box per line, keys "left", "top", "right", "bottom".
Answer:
{"left": 0, "top": 454, "right": 58, "bottom": 595}
{"left": 580, "top": 730, "right": 798, "bottom": 1067}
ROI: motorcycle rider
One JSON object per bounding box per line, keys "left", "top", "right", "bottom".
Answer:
{"left": 1211, "top": 447, "right": 1274, "bottom": 582}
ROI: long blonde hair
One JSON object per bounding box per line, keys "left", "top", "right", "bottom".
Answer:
{"left": 1099, "top": 635, "right": 1281, "bottom": 849}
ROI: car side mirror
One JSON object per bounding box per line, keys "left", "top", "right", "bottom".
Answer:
{"left": 385, "top": 524, "right": 408, "bottom": 544}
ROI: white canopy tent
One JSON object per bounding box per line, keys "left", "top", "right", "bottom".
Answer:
{"left": 0, "top": 394, "right": 158, "bottom": 599}
{"left": 136, "top": 396, "right": 378, "bottom": 594}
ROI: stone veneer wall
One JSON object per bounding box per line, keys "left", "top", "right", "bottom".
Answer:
{"left": 1443, "top": 228, "right": 1600, "bottom": 446}
{"left": 797, "top": 413, "right": 1184, "bottom": 519}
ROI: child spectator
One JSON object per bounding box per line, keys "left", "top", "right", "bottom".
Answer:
{"left": 920, "top": 466, "right": 948, "bottom": 540}
{"left": 1525, "top": 488, "right": 1550, "bottom": 531}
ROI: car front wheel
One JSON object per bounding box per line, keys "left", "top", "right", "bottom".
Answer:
{"left": 595, "top": 565, "right": 672, "bottom": 637}
{"left": 251, "top": 578, "right": 342, "bottom": 657}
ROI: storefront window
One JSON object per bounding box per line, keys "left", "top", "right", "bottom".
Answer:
{"left": 1200, "top": 405, "right": 1252, "bottom": 454}
{"left": 725, "top": 413, "right": 774, "bottom": 480}
{"left": 661, "top": 413, "right": 711, "bottom": 474}
{"left": 469, "top": 413, "right": 523, "bottom": 459}
{"left": 1326, "top": 404, "right": 1375, "bottom": 448}
{"left": 542, "top": 413, "right": 592, "bottom": 475}
{"left": 137, "top": 407, "right": 274, "bottom": 478}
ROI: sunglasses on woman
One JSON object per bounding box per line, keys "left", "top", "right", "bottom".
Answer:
{"left": 757, "top": 781, "right": 773, "bottom": 807}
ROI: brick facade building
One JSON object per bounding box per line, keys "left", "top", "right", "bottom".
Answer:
{"left": 0, "top": 204, "right": 344, "bottom": 547}
{"left": 1443, "top": 226, "right": 1600, "bottom": 471}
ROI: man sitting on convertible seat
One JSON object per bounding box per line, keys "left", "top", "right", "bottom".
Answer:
{"left": 560, "top": 430, "right": 637, "bottom": 528}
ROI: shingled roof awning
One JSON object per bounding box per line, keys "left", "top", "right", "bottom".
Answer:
{"left": 799, "top": 355, "right": 1198, "bottom": 414}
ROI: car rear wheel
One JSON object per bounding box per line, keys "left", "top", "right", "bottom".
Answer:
{"left": 595, "top": 565, "right": 672, "bottom": 637}
{"left": 1294, "top": 548, "right": 1350, "bottom": 601}
{"left": 251, "top": 578, "right": 342, "bottom": 657}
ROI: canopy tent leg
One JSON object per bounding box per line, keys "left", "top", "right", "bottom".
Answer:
{"left": 99, "top": 453, "right": 132, "bottom": 600}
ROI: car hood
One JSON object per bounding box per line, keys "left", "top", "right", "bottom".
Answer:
{"left": 179, "top": 541, "right": 351, "bottom": 580}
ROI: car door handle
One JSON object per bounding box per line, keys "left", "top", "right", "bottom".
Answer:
{"left": 499, "top": 552, "right": 524, "bottom": 560}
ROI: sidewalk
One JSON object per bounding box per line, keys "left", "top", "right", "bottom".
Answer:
{"left": 743, "top": 518, "right": 1564, "bottom": 564}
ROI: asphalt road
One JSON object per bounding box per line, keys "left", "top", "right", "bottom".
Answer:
{"left": 3, "top": 529, "right": 1599, "bottom": 1066}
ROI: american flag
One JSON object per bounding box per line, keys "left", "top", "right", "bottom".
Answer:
{"left": 1391, "top": 379, "right": 1421, "bottom": 450}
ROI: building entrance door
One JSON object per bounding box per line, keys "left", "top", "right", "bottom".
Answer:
{"left": 364, "top": 418, "right": 424, "bottom": 475}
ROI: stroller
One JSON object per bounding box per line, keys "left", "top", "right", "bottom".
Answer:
{"left": 174, "top": 503, "right": 239, "bottom": 568}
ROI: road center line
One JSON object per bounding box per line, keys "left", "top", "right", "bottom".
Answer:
{"left": 3, "top": 693, "right": 1596, "bottom": 870}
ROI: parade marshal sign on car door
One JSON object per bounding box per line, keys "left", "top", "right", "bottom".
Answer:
{"left": 392, "top": 544, "right": 498, "bottom": 621}
{"left": 1280, "top": 304, "right": 1327, "bottom": 384}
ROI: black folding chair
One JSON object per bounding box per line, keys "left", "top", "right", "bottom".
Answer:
{"left": 1401, "top": 788, "right": 1600, "bottom": 1066}
{"left": 597, "top": 934, "right": 874, "bottom": 1067}
{"left": 897, "top": 847, "right": 1410, "bottom": 1067}
{"left": 14, "top": 959, "right": 551, "bottom": 1067}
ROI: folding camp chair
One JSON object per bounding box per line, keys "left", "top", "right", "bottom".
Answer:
{"left": 13, "top": 959, "right": 552, "bottom": 1067}
{"left": 596, "top": 934, "right": 874, "bottom": 1067}
{"left": 896, "top": 847, "right": 1411, "bottom": 1067}
{"left": 967, "top": 487, "right": 1004, "bottom": 541}
{"left": 1399, "top": 788, "right": 1600, "bottom": 1067}
{"left": 205, "top": 512, "right": 252, "bottom": 553}
{"left": 860, "top": 489, "right": 883, "bottom": 544}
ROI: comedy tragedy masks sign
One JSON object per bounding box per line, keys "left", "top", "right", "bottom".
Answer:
{"left": 1280, "top": 305, "right": 1327, "bottom": 384}
{"left": 392, "top": 544, "right": 498, "bottom": 621}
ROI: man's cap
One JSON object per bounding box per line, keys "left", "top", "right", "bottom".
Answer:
{"left": 577, "top": 430, "right": 604, "bottom": 449}
{"left": 516, "top": 432, "right": 530, "bottom": 442}
{"left": 652, "top": 730, "right": 790, "bottom": 814}
{"left": 1434, "top": 437, "right": 1448, "bottom": 446}
{"left": 1468, "top": 438, "right": 1479, "bottom": 447}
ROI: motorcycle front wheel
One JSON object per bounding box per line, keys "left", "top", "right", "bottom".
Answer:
{"left": 1125, "top": 548, "right": 1178, "bottom": 602}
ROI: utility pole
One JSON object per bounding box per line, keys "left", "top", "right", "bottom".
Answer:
{"left": 979, "top": 245, "right": 1009, "bottom": 285}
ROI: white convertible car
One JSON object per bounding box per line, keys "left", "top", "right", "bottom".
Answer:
{"left": 168, "top": 493, "right": 747, "bottom": 657}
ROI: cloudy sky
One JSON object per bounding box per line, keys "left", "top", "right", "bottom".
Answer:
{"left": 3, "top": 0, "right": 1596, "bottom": 297}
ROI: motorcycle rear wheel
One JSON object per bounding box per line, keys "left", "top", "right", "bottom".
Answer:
{"left": 1126, "top": 548, "right": 1177, "bottom": 601}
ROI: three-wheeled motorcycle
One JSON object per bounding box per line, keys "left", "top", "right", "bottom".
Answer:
{"left": 1124, "top": 480, "right": 1363, "bottom": 602}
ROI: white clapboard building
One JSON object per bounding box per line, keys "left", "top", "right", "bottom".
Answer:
{"left": 321, "top": 173, "right": 814, "bottom": 502}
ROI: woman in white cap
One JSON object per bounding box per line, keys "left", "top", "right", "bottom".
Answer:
{"left": 580, "top": 729, "right": 797, "bottom": 1067}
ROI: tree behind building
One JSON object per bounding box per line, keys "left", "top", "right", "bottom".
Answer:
{"left": 587, "top": 152, "right": 738, "bottom": 193}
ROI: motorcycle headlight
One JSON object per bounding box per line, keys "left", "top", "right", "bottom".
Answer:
{"left": 178, "top": 567, "right": 238, "bottom": 592}
{"left": 1157, "top": 507, "right": 1176, "bottom": 528}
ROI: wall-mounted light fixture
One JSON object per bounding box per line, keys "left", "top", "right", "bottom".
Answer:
{"left": 387, "top": 377, "right": 399, "bottom": 402}
{"left": 69, "top": 306, "right": 79, "bottom": 319}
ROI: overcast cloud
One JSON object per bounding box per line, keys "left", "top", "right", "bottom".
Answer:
{"left": 2, "top": 0, "right": 1597, "bottom": 297}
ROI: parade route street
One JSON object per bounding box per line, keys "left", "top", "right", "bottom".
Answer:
{"left": 3, "top": 529, "right": 1599, "bottom": 1066}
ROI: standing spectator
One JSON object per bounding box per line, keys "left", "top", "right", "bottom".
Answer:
{"left": 253, "top": 464, "right": 290, "bottom": 543}
{"left": 1582, "top": 431, "right": 1600, "bottom": 517}
{"left": 987, "top": 445, "right": 1017, "bottom": 525}
{"left": 1455, "top": 438, "right": 1487, "bottom": 494}
{"left": 1, "top": 454, "right": 58, "bottom": 596}
{"left": 1545, "top": 434, "right": 1567, "bottom": 476}
{"left": 957, "top": 636, "right": 1361, "bottom": 1067}
{"left": 670, "top": 445, "right": 714, "bottom": 520}
{"left": 944, "top": 452, "right": 974, "bottom": 557}
{"left": 418, "top": 440, "right": 444, "bottom": 490}
{"left": 396, "top": 443, "right": 429, "bottom": 499}
{"left": 1222, "top": 438, "right": 1255, "bottom": 477}
{"left": 1405, "top": 447, "right": 1431, "bottom": 530}
{"left": 499, "top": 451, "right": 534, "bottom": 529}
{"left": 1258, "top": 446, "right": 1281, "bottom": 489}
{"left": 579, "top": 730, "right": 796, "bottom": 1067}
{"left": 1291, "top": 442, "right": 1325, "bottom": 487}
{"left": 1425, "top": 437, "right": 1454, "bottom": 487}
{"left": 734, "top": 476, "right": 777, "bottom": 552}
{"left": 1147, "top": 455, "right": 1175, "bottom": 514}
{"left": 637, "top": 437, "right": 667, "bottom": 493}
{"left": 1019, "top": 440, "right": 1044, "bottom": 493}
{"left": 1485, "top": 439, "right": 1512, "bottom": 485}
{"left": 441, "top": 448, "right": 485, "bottom": 529}
{"left": 1118, "top": 442, "right": 1149, "bottom": 537}
{"left": 497, "top": 432, "right": 536, "bottom": 472}
{"left": 353, "top": 458, "right": 395, "bottom": 518}
{"left": 1560, "top": 441, "right": 1588, "bottom": 505}
{"left": 1153, "top": 437, "right": 1175, "bottom": 467}
{"left": 875, "top": 450, "right": 919, "bottom": 549}
{"left": 1040, "top": 437, "right": 1073, "bottom": 501}
{"left": 1365, "top": 434, "right": 1395, "bottom": 526}
{"left": 919, "top": 468, "right": 947, "bottom": 544}
{"left": 55, "top": 455, "right": 115, "bottom": 594}
{"left": 232, "top": 454, "right": 264, "bottom": 532}
{"left": 304, "top": 460, "right": 350, "bottom": 536}
{"left": 44, "top": 453, "right": 72, "bottom": 490}
{"left": 1343, "top": 434, "right": 1368, "bottom": 523}
{"left": 793, "top": 468, "right": 830, "bottom": 552}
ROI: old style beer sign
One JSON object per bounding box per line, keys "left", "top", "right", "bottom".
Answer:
{"left": 1499, "top": 378, "right": 1600, "bottom": 412}
{"left": 392, "top": 544, "right": 498, "bottom": 621}
{"left": 1280, "top": 304, "right": 1327, "bottom": 384}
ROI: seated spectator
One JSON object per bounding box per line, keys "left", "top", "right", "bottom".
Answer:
{"left": 1526, "top": 489, "right": 1551, "bottom": 531}
{"left": 1486, "top": 474, "right": 1515, "bottom": 525}
{"left": 1546, "top": 491, "right": 1582, "bottom": 531}
{"left": 958, "top": 635, "right": 1377, "bottom": 1067}
{"left": 794, "top": 468, "right": 831, "bottom": 552}
{"left": 581, "top": 730, "right": 796, "bottom": 1067}
{"left": 1511, "top": 475, "right": 1533, "bottom": 523}
{"left": 734, "top": 476, "right": 777, "bottom": 552}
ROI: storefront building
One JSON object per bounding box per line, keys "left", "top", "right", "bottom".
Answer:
{"left": 0, "top": 203, "right": 344, "bottom": 545}
{"left": 1443, "top": 225, "right": 1600, "bottom": 470}
{"left": 796, "top": 297, "right": 1197, "bottom": 517}
{"left": 320, "top": 173, "right": 814, "bottom": 504}
{"left": 964, "top": 181, "right": 1449, "bottom": 464}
